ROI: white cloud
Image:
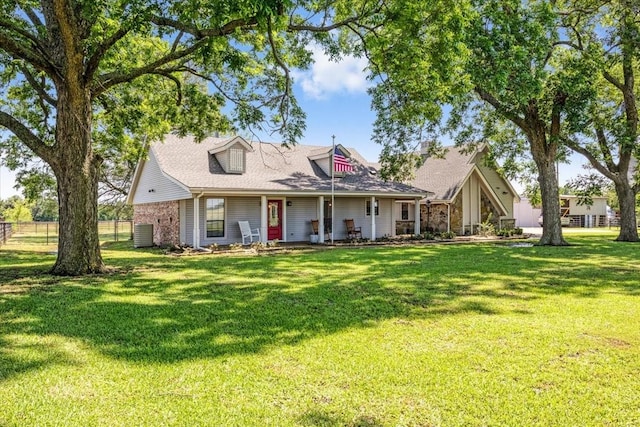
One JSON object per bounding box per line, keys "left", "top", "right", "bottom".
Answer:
{"left": 295, "top": 46, "right": 370, "bottom": 99}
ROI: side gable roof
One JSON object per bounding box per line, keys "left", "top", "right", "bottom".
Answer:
{"left": 128, "top": 134, "right": 430, "bottom": 198}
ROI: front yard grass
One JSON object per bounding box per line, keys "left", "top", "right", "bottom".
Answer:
{"left": 0, "top": 230, "right": 639, "bottom": 426}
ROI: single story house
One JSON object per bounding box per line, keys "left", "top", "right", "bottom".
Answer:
{"left": 400, "top": 144, "right": 520, "bottom": 235}
{"left": 127, "top": 134, "right": 431, "bottom": 247}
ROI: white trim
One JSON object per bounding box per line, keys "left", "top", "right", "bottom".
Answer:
{"left": 318, "top": 195, "right": 325, "bottom": 243}
{"left": 207, "top": 136, "right": 254, "bottom": 154}
{"left": 370, "top": 196, "right": 376, "bottom": 241}
{"left": 260, "top": 196, "right": 268, "bottom": 243}
{"left": 414, "top": 198, "right": 421, "bottom": 235}
{"left": 365, "top": 199, "right": 379, "bottom": 216}
{"left": 204, "top": 197, "right": 227, "bottom": 239}
{"left": 266, "top": 198, "right": 286, "bottom": 242}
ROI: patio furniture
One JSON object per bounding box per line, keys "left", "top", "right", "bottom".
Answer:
{"left": 311, "top": 219, "right": 330, "bottom": 241}
{"left": 344, "top": 218, "right": 362, "bottom": 239}
{"left": 238, "top": 221, "right": 260, "bottom": 245}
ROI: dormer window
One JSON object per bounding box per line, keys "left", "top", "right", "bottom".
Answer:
{"left": 229, "top": 148, "right": 244, "bottom": 173}
{"left": 208, "top": 136, "right": 252, "bottom": 174}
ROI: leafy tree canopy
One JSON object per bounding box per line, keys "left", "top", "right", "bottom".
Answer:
{"left": 0, "top": 0, "right": 383, "bottom": 274}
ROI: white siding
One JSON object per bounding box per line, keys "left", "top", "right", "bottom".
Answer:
{"left": 394, "top": 201, "right": 415, "bottom": 221}
{"left": 132, "top": 150, "right": 191, "bottom": 204}
{"left": 184, "top": 198, "right": 195, "bottom": 245}
{"left": 182, "top": 195, "right": 400, "bottom": 246}
{"left": 197, "top": 197, "right": 262, "bottom": 246}
{"left": 478, "top": 165, "right": 516, "bottom": 217}
{"left": 569, "top": 197, "right": 607, "bottom": 215}
{"left": 179, "top": 200, "right": 187, "bottom": 243}
{"left": 286, "top": 198, "right": 318, "bottom": 241}
{"left": 514, "top": 198, "right": 542, "bottom": 227}
{"left": 315, "top": 157, "right": 331, "bottom": 177}
{"left": 214, "top": 152, "right": 228, "bottom": 172}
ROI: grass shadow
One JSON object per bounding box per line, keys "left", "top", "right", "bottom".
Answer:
{"left": 1, "top": 233, "right": 638, "bottom": 382}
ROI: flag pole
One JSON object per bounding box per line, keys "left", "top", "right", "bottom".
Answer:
{"left": 331, "top": 134, "right": 335, "bottom": 245}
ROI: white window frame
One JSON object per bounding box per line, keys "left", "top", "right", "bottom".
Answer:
{"left": 365, "top": 200, "right": 379, "bottom": 216}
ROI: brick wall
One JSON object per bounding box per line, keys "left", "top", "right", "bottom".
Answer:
{"left": 133, "top": 201, "right": 180, "bottom": 246}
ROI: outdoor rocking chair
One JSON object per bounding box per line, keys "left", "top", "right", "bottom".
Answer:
{"left": 238, "top": 221, "right": 260, "bottom": 245}
{"left": 311, "top": 219, "right": 330, "bottom": 240}
{"left": 344, "top": 218, "right": 362, "bottom": 240}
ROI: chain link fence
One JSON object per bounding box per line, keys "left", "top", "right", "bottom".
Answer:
{"left": 7, "top": 220, "right": 133, "bottom": 245}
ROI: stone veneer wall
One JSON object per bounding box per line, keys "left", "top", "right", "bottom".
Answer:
{"left": 419, "top": 198, "right": 463, "bottom": 234}
{"left": 449, "top": 196, "right": 463, "bottom": 234}
{"left": 133, "top": 201, "right": 180, "bottom": 246}
{"left": 480, "top": 190, "right": 500, "bottom": 227}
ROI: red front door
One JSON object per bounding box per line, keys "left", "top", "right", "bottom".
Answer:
{"left": 267, "top": 200, "right": 283, "bottom": 240}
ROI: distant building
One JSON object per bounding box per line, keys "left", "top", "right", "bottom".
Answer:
{"left": 514, "top": 195, "right": 609, "bottom": 228}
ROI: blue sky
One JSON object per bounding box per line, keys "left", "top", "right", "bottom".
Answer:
{"left": 0, "top": 46, "right": 588, "bottom": 200}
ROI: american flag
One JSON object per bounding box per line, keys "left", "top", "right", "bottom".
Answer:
{"left": 334, "top": 147, "right": 353, "bottom": 173}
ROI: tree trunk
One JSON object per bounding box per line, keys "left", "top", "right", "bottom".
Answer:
{"left": 49, "top": 86, "right": 105, "bottom": 275}
{"left": 530, "top": 134, "right": 568, "bottom": 246}
{"left": 614, "top": 180, "right": 639, "bottom": 242}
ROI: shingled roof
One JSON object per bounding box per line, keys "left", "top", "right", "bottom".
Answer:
{"left": 408, "top": 146, "right": 482, "bottom": 201}
{"left": 146, "top": 134, "right": 429, "bottom": 197}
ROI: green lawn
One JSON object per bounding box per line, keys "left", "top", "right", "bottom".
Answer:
{"left": 1, "top": 231, "right": 639, "bottom": 426}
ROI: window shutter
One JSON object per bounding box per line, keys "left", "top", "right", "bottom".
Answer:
{"left": 229, "top": 148, "right": 244, "bottom": 172}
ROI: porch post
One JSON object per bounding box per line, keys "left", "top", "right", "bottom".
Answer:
{"left": 414, "top": 198, "right": 421, "bottom": 235}
{"left": 370, "top": 196, "right": 376, "bottom": 241}
{"left": 318, "top": 195, "right": 325, "bottom": 243}
{"left": 260, "top": 195, "right": 268, "bottom": 242}
{"left": 390, "top": 198, "right": 397, "bottom": 237}
{"left": 193, "top": 197, "right": 200, "bottom": 248}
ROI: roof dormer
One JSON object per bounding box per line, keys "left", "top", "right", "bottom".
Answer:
{"left": 307, "top": 144, "right": 353, "bottom": 177}
{"left": 208, "top": 136, "right": 253, "bottom": 174}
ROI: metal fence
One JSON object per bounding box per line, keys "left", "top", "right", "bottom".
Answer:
{"left": 0, "top": 222, "right": 12, "bottom": 246}
{"left": 8, "top": 220, "right": 133, "bottom": 245}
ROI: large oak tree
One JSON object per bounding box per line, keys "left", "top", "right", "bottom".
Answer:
{"left": 365, "top": 0, "right": 574, "bottom": 245}
{"left": 557, "top": 0, "right": 639, "bottom": 241}
{"left": 0, "top": 0, "right": 380, "bottom": 275}
{"left": 366, "top": 0, "right": 639, "bottom": 245}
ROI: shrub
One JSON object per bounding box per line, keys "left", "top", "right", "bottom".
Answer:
{"left": 439, "top": 231, "right": 456, "bottom": 240}
{"left": 423, "top": 231, "right": 436, "bottom": 240}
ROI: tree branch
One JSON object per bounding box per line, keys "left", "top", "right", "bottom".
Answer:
{"left": 603, "top": 70, "right": 624, "bottom": 91}
{"left": 562, "top": 135, "right": 618, "bottom": 182}
{"left": 0, "top": 111, "right": 54, "bottom": 163}
{"left": 595, "top": 127, "right": 616, "bottom": 171}
{"left": 474, "top": 87, "right": 528, "bottom": 131}
{"left": 0, "top": 31, "right": 53, "bottom": 73}
{"left": 150, "top": 70, "right": 183, "bottom": 105}
{"left": 150, "top": 14, "right": 258, "bottom": 38}
{"left": 267, "top": 17, "right": 292, "bottom": 130}
{"left": 22, "top": 7, "right": 44, "bottom": 28}
{"left": 92, "top": 41, "right": 204, "bottom": 96}
{"left": 19, "top": 65, "right": 57, "bottom": 107}
{"left": 84, "top": 26, "right": 132, "bottom": 82}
